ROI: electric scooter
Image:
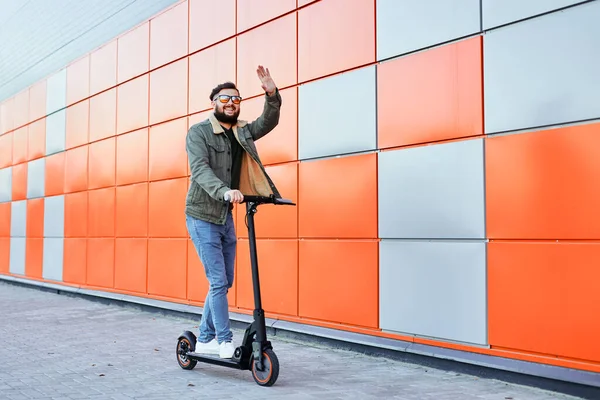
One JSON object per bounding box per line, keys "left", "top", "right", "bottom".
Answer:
{"left": 176, "top": 193, "right": 295, "bottom": 387}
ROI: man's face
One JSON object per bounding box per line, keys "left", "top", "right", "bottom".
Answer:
{"left": 212, "top": 88, "right": 241, "bottom": 124}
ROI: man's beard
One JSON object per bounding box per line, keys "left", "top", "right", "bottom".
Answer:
{"left": 214, "top": 108, "right": 239, "bottom": 124}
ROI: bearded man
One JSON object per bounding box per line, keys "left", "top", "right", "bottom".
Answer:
{"left": 184, "top": 66, "right": 282, "bottom": 359}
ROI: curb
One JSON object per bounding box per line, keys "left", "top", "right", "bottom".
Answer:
{"left": 2, "top": 274, "right": 599, "bottom": 399}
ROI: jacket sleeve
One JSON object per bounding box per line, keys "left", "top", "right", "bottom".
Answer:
{"left": 186, "top": 127, "right": 229, "bottom": 201}
{"left": 246, "top": 89, "right": 282, "bottom": 141}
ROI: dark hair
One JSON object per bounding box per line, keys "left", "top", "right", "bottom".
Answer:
{"left": 209, "top": 81, "right": 239, "bottom": 101}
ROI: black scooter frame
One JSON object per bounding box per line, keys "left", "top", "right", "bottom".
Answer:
{"left": 176, "top": 194, "right": 295, "bottom": 386}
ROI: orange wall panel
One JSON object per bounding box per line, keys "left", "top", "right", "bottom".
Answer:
{"left": 90, "top": 40, "right": 117, "bottom": 95}
{"left": 86, "top": 238, "right": 114, "bottom": 288}
{"left": 0, "top": 132, "right": 12, "bottom": 168}
{"left": 89, "top": 88, "right": 117, "bottom": 142}
{"left": 66, "top": 100, "right": 89, "bottom": 149}
{"left": 149, "top": 1, "right": 188, "bottom": 69}
{"left": 149, "top": 59, "right": 188, "bottom": 125}
{"left": 13, "top": 90, "right": 29, "bottom": 129}
{"left": 298, "top": 0, "right": 374, "bottom": 82}
{"left": 299, "top": 240, "right": 378, "bottom": 328}
{"left": 189, "top": 0, "right": 235, "bottom": 53}
{"left": 236, "top": 14, "right": 297, "bottom": 99}
{"left": 486, "top": 123, "right": 600, "bottom": 240}
{"left": 489, "top": 242, "right": 600, "bottom": 363}
{"left": 148, "top": 177, "right": 188, "bottom": 238}
{"left": 27, "top": 119, "right": 45, "bottom": 160}
{"left": 25, "top": 238, "right": 43, "bottom": 279}
{"left": 45, "top": 152, "right": 65, "bottom": 197}
{"left": 88, "top": 137, "right": 116, "bottom": 190}
{"left": 237, "top": 162, "right": 298, "bottom": 239}
{"left": 0, "top": 98, "right": 13, "bottom": 134}
{"left": 116, "top": 128, "right": 148, "bottom": 185}
{"left": 0, "top": 238, "right": 9, "bottom": 273}
{"left": 117, "top": 22, "right": 149, "bottom": 84}
{"left": 114, "top": 238, "right": 147, "bottom": 293}
{"left": 64, "top": 146, "right": 88, "bottom": 193}
{"left": 65, "top": 192, "right": 88, "bottom": 237}
{"left": 147, "top": 238, "right": 187, "bottom": 299}
{"left": 29, "top": 80, "right": 47, "bottom": 122}
{"left": 116, "top": 75, "right": 149, "bottom": 134}
{"left": 378, "top": 37, "right": 483, "bottom": 149}
{"left": 66, "top": 55, "right": 90, "bottom": 105}
{"left": 26, "top": 199, "right": 44, "bottom": 238}
{"left": 148, "top": 117, "right": 188, "bottom": 181}
{"left": 237, "top": 0, "right": 296, "bottom": 32}
{"left": 299, "top": 153, "right": 377, "bottom": 238}
{"left": 88, "top": 187, "right": 115, "bottom": 237}
{"left": 188, "top": 39, "right": 236, "bottom": 114}
{"left": 63, "top": 238, "right": 87, "bottom": 284}
{"left": 239, "top": 87, "right": 297, "bottom": 165}
{"left": 236, "top": 239, "right": 298, "bottom": 316}
{"left": 0, "top": 203, "right": 11, "bottom": 237}
{"left": 115, "top": 183, "right": 148, "bottom": 237}
{"left": 12, "top": 163, "right": 27, "bottom": 201}
{"left": 12, "top": 127, "right": 28, "bottom": 165}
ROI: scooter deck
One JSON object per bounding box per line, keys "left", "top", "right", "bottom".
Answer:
{"left": 186, "top": 352, "right": 246, "bottom": 369}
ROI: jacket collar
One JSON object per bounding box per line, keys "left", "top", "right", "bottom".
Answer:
{"left": 208, "top": 111, "right": 248, "bottom": 134}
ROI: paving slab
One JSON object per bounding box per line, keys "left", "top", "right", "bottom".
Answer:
{"left": 0, "top": 281, "right": 588, "bottom": 400}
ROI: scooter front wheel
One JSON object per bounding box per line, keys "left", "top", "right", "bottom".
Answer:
{"left": 251, "top": 349, "right": 279, "bottom": 386}
{"left": 176, "top": 336, "right": 197, "bottom": 370}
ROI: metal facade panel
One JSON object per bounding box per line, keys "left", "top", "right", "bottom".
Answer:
{"left": 378, "top": 139, "right": 485, "bottom": 239}
{"left": 482, "top": 0, "right": 586, "bottom": 29}
{"left": 44, "top": 195, "right": 65, "bottom": 238}
{"left": 298, "top": 66, "right": 377, "bottom": 160}
{"left": 10, "top": 200, "right": 27, "bottom": 237}
{"left": 0, "top": 167, "right": 12, "bottom": 202}
{"left": 376, "top": 0, "right": 480, "bottom": 61}
{"left": 484, "top": 1, "right": 600, "bottom": 133}
{"left": 380, "top": 240, "right": 487, "bottom": 345}
{"left": 45, "top": 109, "right": 66, "bottom": 155}
{"left": 0, "top": 0, "right": 179, "bottom": 102}
{"left": 9, "top": 237, "right": 26, "bottom": 275}
{"left": 27, "top": 158, "right": 46, "bottom": 199}
{"left": 43, "top": 237, "right": 64, "bottom": 281}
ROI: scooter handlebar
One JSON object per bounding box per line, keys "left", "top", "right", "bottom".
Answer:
{"left": 224, "top": 193, "right": 295, "bottom": 206}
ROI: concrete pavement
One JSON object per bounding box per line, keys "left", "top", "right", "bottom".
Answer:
{"left": 0, "top": 281, "right": 590, "bottom": 399}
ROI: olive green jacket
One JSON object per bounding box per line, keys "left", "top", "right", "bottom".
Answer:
{"left": 185, "top": 90, "right": 282, "bottom": 225}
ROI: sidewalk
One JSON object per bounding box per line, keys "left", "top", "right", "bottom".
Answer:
{"left": 0, "top": 281, "right": 588, "bottom": 400}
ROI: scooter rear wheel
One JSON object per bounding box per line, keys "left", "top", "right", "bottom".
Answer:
{"left": 251, "top": 349, "right": 279, "bottom": 386}
{"left": 176, "top": 337, "right": 197, "bottom": 370}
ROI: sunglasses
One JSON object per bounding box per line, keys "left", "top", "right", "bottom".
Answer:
{"left": 214, "top": 94, "right": 242, "bottom": 104}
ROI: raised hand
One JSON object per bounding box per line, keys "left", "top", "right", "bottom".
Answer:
{"left": 256, "top": 65, "right": 277, "bottom": 96}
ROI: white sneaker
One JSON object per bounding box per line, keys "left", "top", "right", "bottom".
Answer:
{"left": 195, "top": 338, "right": 219, "bottom": 354}
{"left": 219, "top": 341, "right": 235, "bottom": 359}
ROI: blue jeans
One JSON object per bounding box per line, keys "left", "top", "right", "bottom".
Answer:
{"left": 186, "top": 212, "right": 236, "bottom": 344}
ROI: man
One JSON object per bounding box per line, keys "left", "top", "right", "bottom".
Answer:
{"left": 185, "top": 66, "right": 282, "bottom": 359}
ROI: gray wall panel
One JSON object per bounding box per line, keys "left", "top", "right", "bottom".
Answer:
{"left": 44, "top": 195, "right": 65, "bottom": 238}
{"left": 0, "top": 0, "right": 179, "bottom": 102}
{"left": 378, "top": 139, "right": 485, "bottom": 239}
{"left": 482, "top": 0, "right": 587, "bottom": 29}
{"left": 299, "top": 66, "right": 376, "bottom": 160}
{"left": 484, "top": 1, "right": 600, "bottom": 133}
{"left": 10, "top": 200, "right": 27, "bottom": 237}
{"left": 380, "top": 240, "right": 487, "bottom": 345}
{"left": 46, "top": 109, "right": 66, "bottom": 155}
{"left": 377, "top": 0, "right": 480, "bottom": 61}
{"left": 9, "top": 237, "right": 26, "bottom": 275}
{"left": 46, "top": 69, "right": 67, "bottom": 115}
{"left": 27, "top": 158, "right": 46, "bottom": 199}
{"left": 0, "top": 167, "right": 12, "bottom": 202}
{"left": 43, "top": 237, "right": 64, "bottom": 281}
